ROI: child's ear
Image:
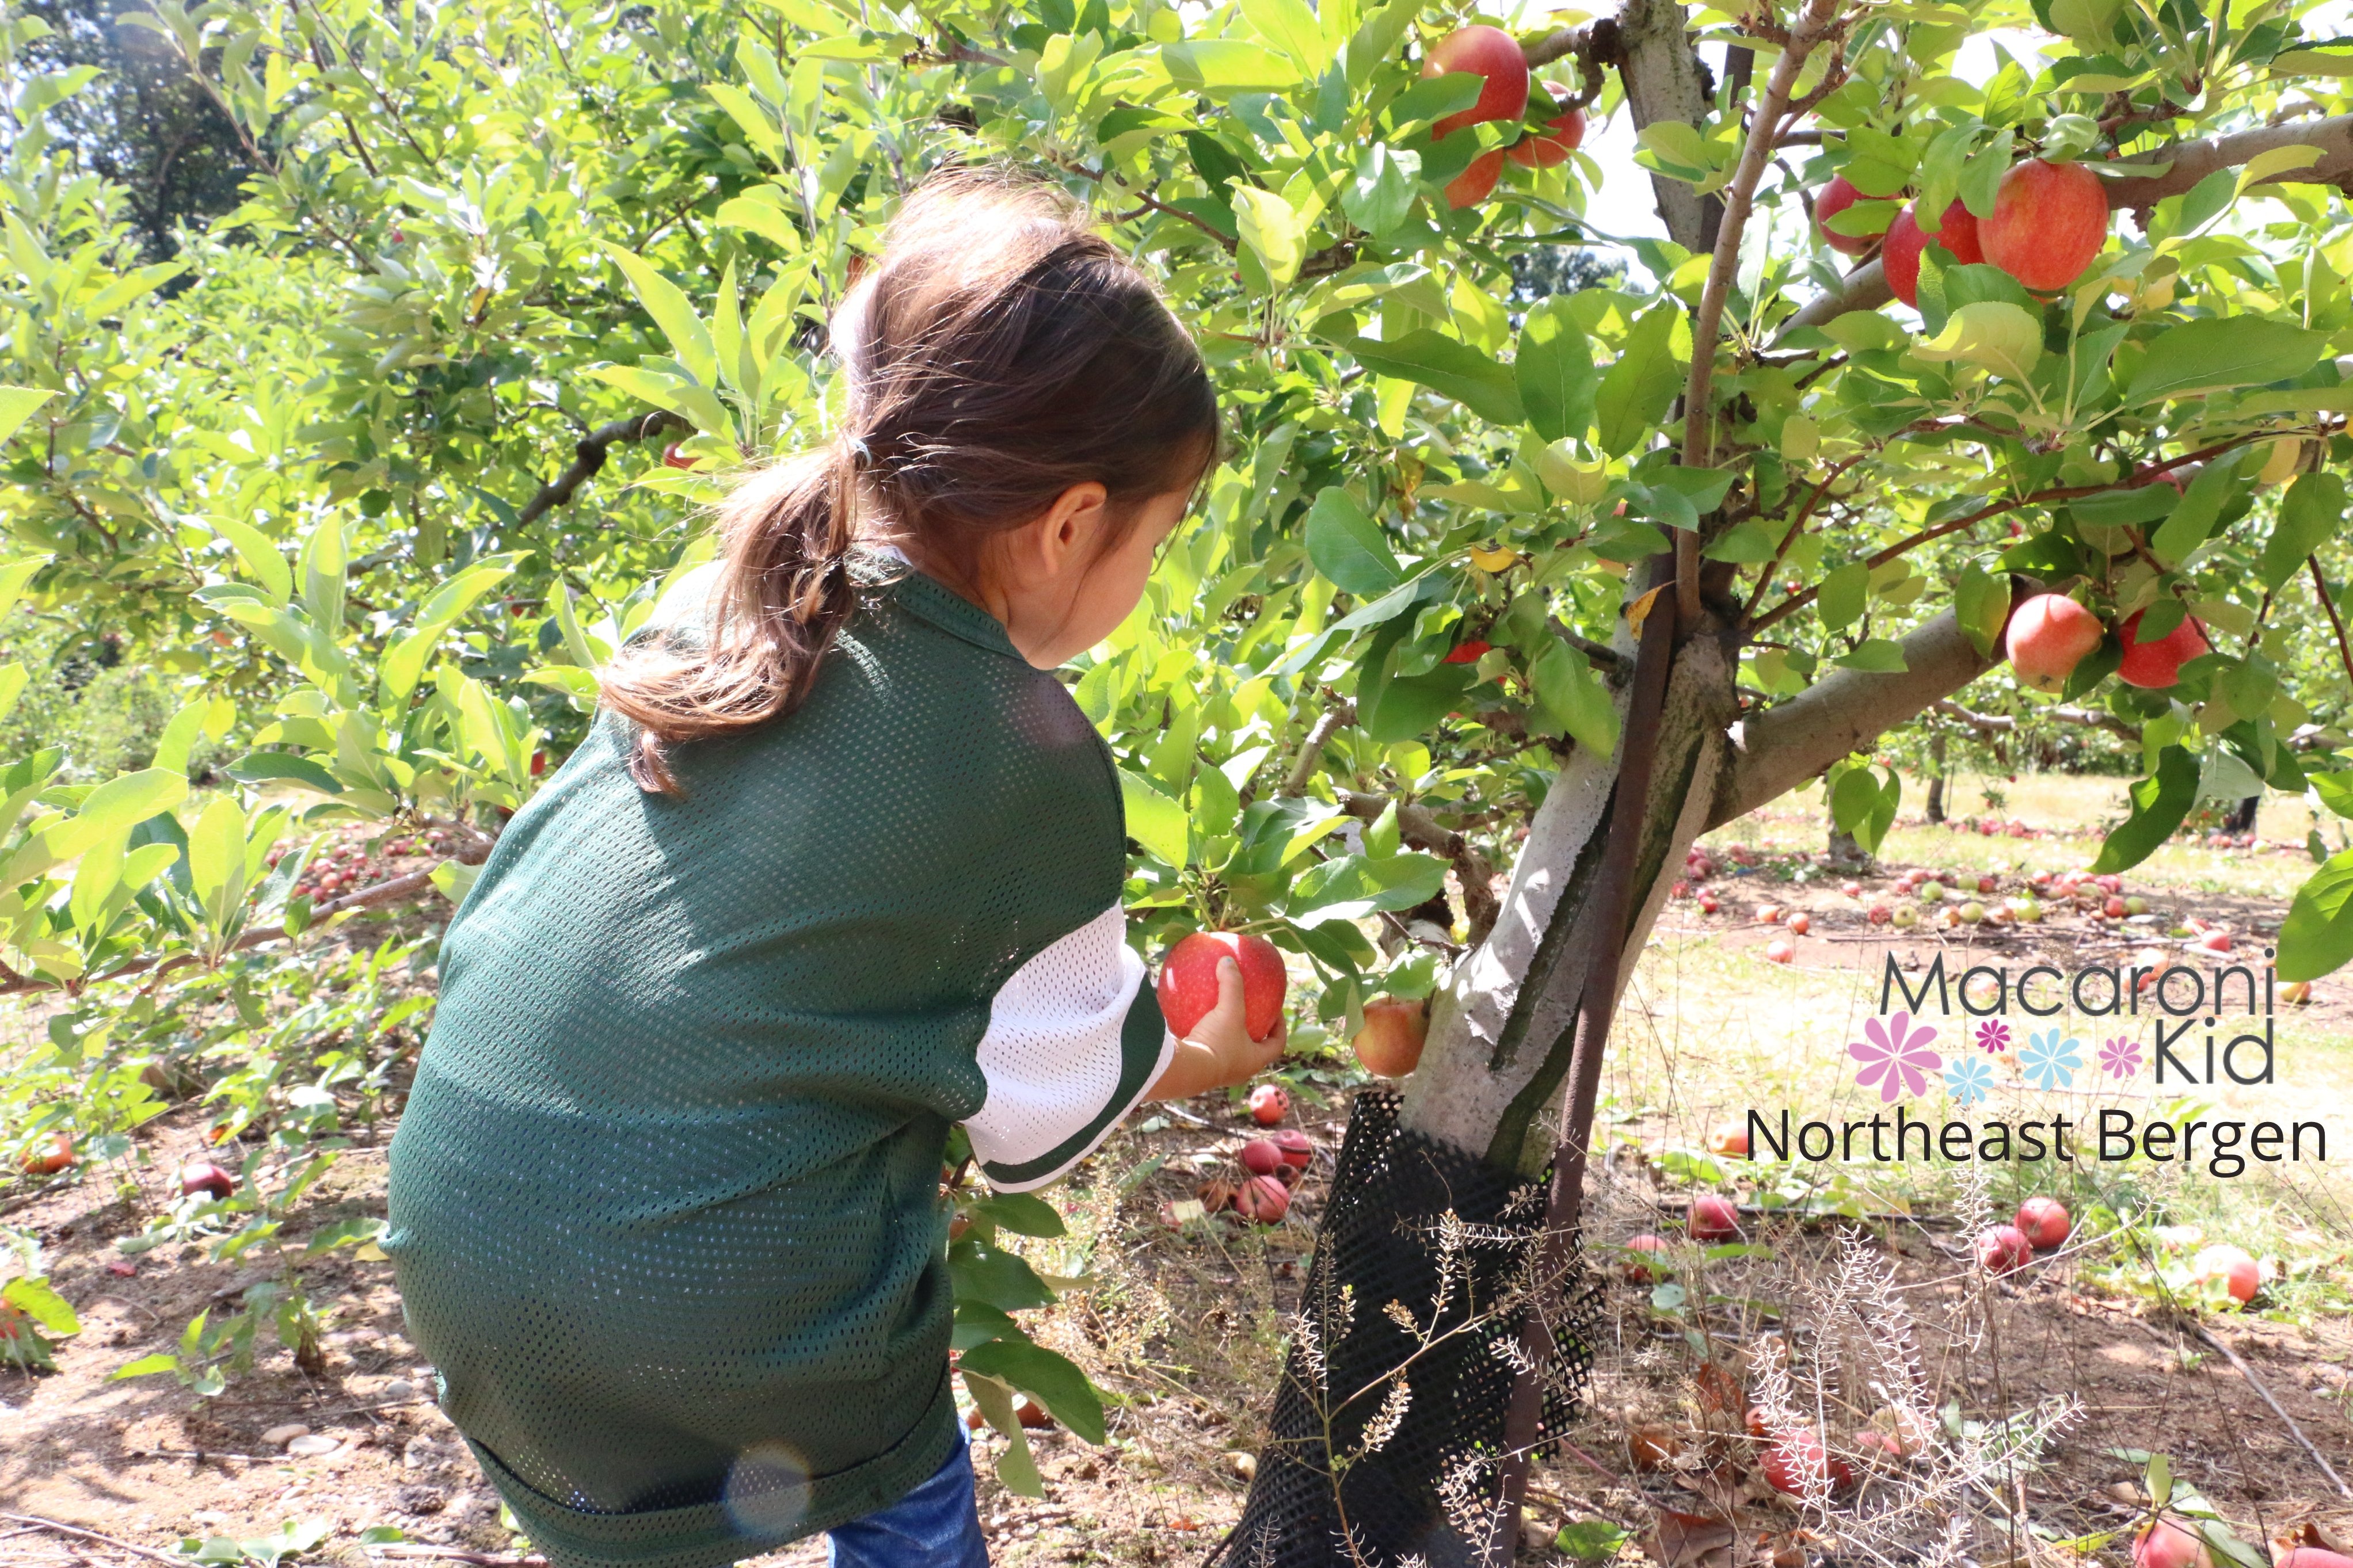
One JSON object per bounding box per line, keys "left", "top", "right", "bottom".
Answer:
{"left": 1036, "top": 482, "right": 1110, "bottom": 577}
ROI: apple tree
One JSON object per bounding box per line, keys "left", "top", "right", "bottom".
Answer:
{"left": 10, "top": 0, "right": 2353, "bottom": 1551}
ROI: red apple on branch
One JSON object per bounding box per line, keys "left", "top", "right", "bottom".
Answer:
{"left": 1353, "top": 995, "right": 1428, "bottom": 1078}
{"left": 1442, "top": 150, "right": 1506, "bottom": 209}
{"left": 1981, "top": 158, "right": 2111, "bottom": 292}
{"left": 1508, "top": 94, "right": 1585, "bottom": 167}
{"left": 2005, "top": 593, "right": 2105, "bottom": 692}
{"left": 1882, "top": 199, "right": 1985, "bottom": 307}
{"left": 2117, "top": 609, "right": 2210, "bottom": 689}
{"left": 1813, "top": 174, "right": 1875, "bottom": 257}
{"left": 1422, "top": 25, "right": 1530, "bottom": 140}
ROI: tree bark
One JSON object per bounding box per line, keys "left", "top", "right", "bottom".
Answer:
{"left": 1925, "top": 728, "right": 1948, "bottom": 824}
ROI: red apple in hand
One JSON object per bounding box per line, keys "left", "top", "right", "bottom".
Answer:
{"left": 2015, "top": 1196, "right": 2070, "bottom": 1249}
{"left": 1159, "top": 931, "right": 1286, "bottom": 1041}
{"left": 1422, "top": 25, "right": 1530, "bottom": 140}
{"left": 1814, "top": 174, "right": 1876, "bottom": 257}
{"left": 1442, "top": 150, "right": 1505, "bottom": 209}
{"left": 2117, "top": 610, "right": 2210, "bottom": 689}
{"left": 2005, "top": 593, "right": 2105, "bottom": 692}
{"left": 1981, "top": 158, "right": 2111, "bottom": 292}
{"left": 1352, "top": 996, "right": 1428, "bottom": 1078}
{"left": 1882, "top": 199, "right": 1986, "bottom": 306}
{"left": 1509, "top": 94, "right": 1585, "bottom": 167}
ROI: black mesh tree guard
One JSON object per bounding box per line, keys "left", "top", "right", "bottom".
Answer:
{"left": 1210, "top": 1090, "right": 1601, "bottom": 1567}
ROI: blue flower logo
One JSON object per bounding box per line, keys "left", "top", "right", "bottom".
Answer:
{"left": 1943, "top": 1055, "right": 1994, "bottom": 1108}
{"left": 2019, "top": 1028, "right": 2082, "bottom": 1090}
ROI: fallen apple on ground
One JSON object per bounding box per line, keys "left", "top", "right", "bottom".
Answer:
{"left": 1975, "top": 1224, "right": 2034, "bottom": 1276}
{"left": 1787, "top": 913, "right": 1811, "bottom": 936}
{"left": 2015, "top": 1196, "right": 2070, "bottom": 1250}
{"left": 1271, "top": 1129, "right": 1314, "bottom": 1170}
{"left": 1687, "top": 1194, "right": 1740, "bottom": 1242}
{"left": 1759, "top": 1428, "right": 1856, "bottom": 1496}
{"left": 1235, "top": 1173, "right": 1290, "bottom": 1223}
{"left": 2131, "top": 1517, "right": 2214, "bottom": 1568}
{"left": 1239, "top": 1138, "right": 1283, "bottom": 1177}
{"left": 180, "top": 1158, "right": 236, "bottom": 1201}
{"left": 2191, "top": 1243, "right": 2260, "bottom": 1303}
{"left": 1621, "top": 1234, "right": 1672, "bottom": 1282}
{"left": 20, "top": 1132, "right": 74, "bottom": 1176}
{"left": 1707, "top": 1120, "right": 1749, "bottom": 1157}
{"left": 1764, "top": 937, "right": 1794, "bottom": 964}
{"left": 1247, "top": 1082, "right": 1290, "bottom": 1126}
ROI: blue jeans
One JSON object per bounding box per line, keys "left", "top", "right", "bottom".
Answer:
{"left": 827, "top": 1422, "right": 989, "bottom": 1567}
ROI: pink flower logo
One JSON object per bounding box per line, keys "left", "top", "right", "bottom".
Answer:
{"left": 1974, "top": 1020, "right": 2012, "bottom": 1055}
{"left": 1851, "top": 1011, "right": 1943, "bottom": 1103}
{"left": 2098, "top": 1036, "right": 2143, "bottom": 1079}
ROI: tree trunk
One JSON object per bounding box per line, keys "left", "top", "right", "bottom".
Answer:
{"left": 1925, "top": 729, "right": 1948, "bottom": 823}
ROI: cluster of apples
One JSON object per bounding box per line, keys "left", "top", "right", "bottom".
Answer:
{"left": 1199, "top": 1123, "right": 1317, "bottom": 1225}
{"left": 2134, "top": 1521, "right": 2353, "bottom": 1568}
{"left": 2008, "top": 592, "right": 2210, "bottom": 695}
{"left": 1975, "top": 1195, "right": 2073, "bottom": 1276}
{"left": 1941, "top": 815, "right": 2043, "bottom": 841}
{"left": 1818, "top": 156, "right": 2111, "bottom": 304}
{"left": 264, "top": 829, "right": 444, "bottom": 906}
{"left": 1418, "top": 26, "right": 1587, "bottom": 209}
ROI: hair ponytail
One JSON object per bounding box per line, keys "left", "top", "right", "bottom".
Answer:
{"left": 598, "top": 437, "right": 863, "bottom": 793}
{"left": 597, "top": 165, "right": 1218, "bottom": 795}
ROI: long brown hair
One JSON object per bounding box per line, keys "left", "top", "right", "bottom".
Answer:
{"left": 600, "top": 167, "right": 1218, "bottom": 792}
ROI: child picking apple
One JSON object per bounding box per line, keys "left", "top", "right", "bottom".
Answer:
{"left": 383, "top": 170, "right": 1282, "bottom": 1568}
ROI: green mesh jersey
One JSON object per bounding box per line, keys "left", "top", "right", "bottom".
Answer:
{"left": 383, "top": 559, "right": 1170, "bottom": 1567}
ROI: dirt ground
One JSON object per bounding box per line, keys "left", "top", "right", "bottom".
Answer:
{"left": 4, "top": 787, "right": 2351, "bottom": 1567}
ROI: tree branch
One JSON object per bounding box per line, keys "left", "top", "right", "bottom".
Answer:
{"left": 1282, "top": 700, "right": 1354, "bottom": 795}
{"left": 1712, "top": 609, "right": 2002, "bottom": 828}
{"left": 1678, "top": 0, "right": 1844, "bottom": 629}
{"left": 1338, "top": 791, "right": 1501, "bottom": 945}
{"left": 515, "top": 411, "right": 691, "bottom": 532}
{"left": 2310, "top": 556, "right": 2353, "bottom": 697}
{"left": 1933, "top": 697, "right": 2138, "bottom": 742}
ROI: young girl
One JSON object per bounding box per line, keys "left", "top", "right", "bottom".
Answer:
{"left": 383, "top": 170, "right": 1282, "bottom": 1568}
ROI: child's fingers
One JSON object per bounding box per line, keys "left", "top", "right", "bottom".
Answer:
{"left": 1209, "top": 956, "right": 1246, "bottom": 1026}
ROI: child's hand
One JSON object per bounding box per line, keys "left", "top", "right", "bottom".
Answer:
{"left": 1147, "top": 957, "right": 1287, "bottom": 1101}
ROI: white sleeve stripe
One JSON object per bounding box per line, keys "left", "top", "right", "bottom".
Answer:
{"left": 965, "top": 903, "right": 1162, "bottom": 1188}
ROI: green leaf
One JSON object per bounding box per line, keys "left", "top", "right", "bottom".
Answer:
{"left": 1118, "top": 769, "right": 1189, "bottom": 867}
{"left": 2310, "top": 770, "right": 2353, "bottom": 819}
{"left": 601, "top": 243, "right": 718, "bottom": 386}
{"left": 186, "top": 795, "right": 250, "bottom": 932}
{"left": 300, "top": 516, "right": 346, "bottom": 639}
{"left": 1161, "top": 39, "right": 1302, "bottom": 94}
{"left": 2257, "top": 470, "right": 2343, "bottom": 590}
{"left": 1230, "top": 184, "right": 1304, "bottom": 287}
{"left": 1817, "top": 562, "right": 1870, "bottom": 631}
{"left": 1529, "top": 640, "right": 1619, "bottom": 757}
{"left": 1912, "top": 300, "right": 2042, "bottom": 380}
{"left": 958, "top": 1337, "right": 1107, "bottom": 1444}
{"left": 0, "top": 555, "right": 50, "bottom": 624}
{"left": 0, "top": 386, "right": 57, "bottom": 444}
{"left": 1338, "top": 330, "right": 1522, "bottom": 425}
{"left": 1239, "top": 0, "right": 1326, "bottom": 75}
{"left": 967, "top": 1192, "right": 1067, "bottom": 1238}
{"left": 1303, "top": 487, "right": 1403, "bottom": 597}
{"left": 2148, "top": 448, "right": 2244, "bottom": 569}
{"left": 1594, "top": 305, "right": 1682, "bottom": 457}
{"left": 0, "top": 663, "right": 25, "bottom": 727}
{"left": 226, "top": 751, "right": 344, "bottom": 796}
{"left": 2090, "top": 745, "right": 2200, "bottom": 873}
{"left": 2, "top": 1276, "right": 79, "bottom": 1335}
{"left": 949, "top": 1238, "right": 1057, "bottom": 1311}
{"left": 1833, "top": 639, "right": 1909, "bottom": 672}
{"left": 2124, "top": 318, "right": 2327, "bottom": 403}
{"left": 50, "top": 768, "right": 187, "bottom": 859}
{"left": 2281, "top": 845, "right": 2353, "bottom": 980}
{"left": 960, "top": 1371, "right": 1045, "bottom": 1495}
{"left": 1341, "top": 144, "right": 1419, "bottom": 236}
{"left": 1288, "top": 850, "right": 1448, "bottom": 923}
{"left": 1516, "top": 297, "right": 1595, "bottom": 444}
{"left": 111, "top": 1352, "right": 181, "bottom": 1380}
{"left": 1954, "top": 561, "right": 2011, "bottom": 656}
